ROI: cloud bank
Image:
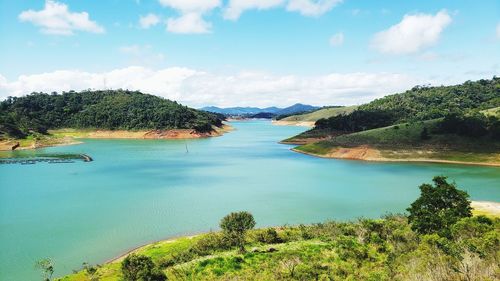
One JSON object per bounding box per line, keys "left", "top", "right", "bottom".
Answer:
{"left": 0, "top": 67, "right": 418, "bottom": 108}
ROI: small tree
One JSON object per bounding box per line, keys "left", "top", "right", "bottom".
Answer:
{"left": 407, "top": 176, "right": 472, "bottom": 236}
{"left": 121, "top": 254, "right": 167, "bottom": 281}
{"left": 420, "top": 127, "right": 430, "bottom": 140}
{"left": 220, "top": 211, "right": 256, "bottom": 253}
{"left": 82, "top": 262, "right": 100, "bottom": 281}
{"left": 35, "top": 258, "right": 54, "bottom": 281}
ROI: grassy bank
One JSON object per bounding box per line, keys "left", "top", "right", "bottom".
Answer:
{"left": 275, "top": 106, "right": 357, "bottom": 127}
{"left": 58, "top": 211, "right": 499, "bottom": 281}
{"left": 292, "top": 119, "right": 500, "bottom": 166}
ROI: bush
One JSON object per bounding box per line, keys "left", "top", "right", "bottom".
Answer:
{"left": 220, "top": 211, "right": 256, "bottom": 253}
{"left": 191, "top": 232, "right": 231, "bottom": 255}
{"left": 253, "top": 228, "right": 283, "bottom": 244}
{"left": 121, "top": 254, "right": 166, "bottom": 281}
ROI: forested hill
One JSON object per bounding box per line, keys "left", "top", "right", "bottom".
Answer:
{"left": 0, "top": 90, "right": 224, "bottom": 139}
{"left": 359, "top": 78, "right": 500, "bottom": 122}
{"left": 311, "top": 78, "right": 500, "bottom": 134}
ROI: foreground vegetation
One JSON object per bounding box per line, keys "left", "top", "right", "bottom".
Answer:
{"left": 0, "top": 90, "right": 224, "bottom": 142}
{"left": 55, "top": 177, "right": 499, "bottom": 281}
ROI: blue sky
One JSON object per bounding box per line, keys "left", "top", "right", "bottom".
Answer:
{"left": 0, "top": 0, "right": 499, "bottom": 107}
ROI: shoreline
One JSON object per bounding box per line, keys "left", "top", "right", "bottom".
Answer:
{"left": 291, "top": 147, "right": 500, "bottom": 167}
{"left": 0, "top": 124, "right": 233, "bottom": 152}
{"left": 105, "top": 233, "right": 201, "bottom": 264}
{"left": 98, "top": 199, "right": 500, "bottom": 265}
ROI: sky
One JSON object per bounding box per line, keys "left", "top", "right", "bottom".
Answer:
{"left": 0, "top": 0, "right": 499, "bottom": 107}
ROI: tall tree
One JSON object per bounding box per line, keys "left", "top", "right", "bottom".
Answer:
{"left": 407, "top": 176, "right": 472, "bottom": 236}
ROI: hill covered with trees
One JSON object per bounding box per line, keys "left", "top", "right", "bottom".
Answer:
{"left": 0, "top": 90, "right": 224, "bottom": 140}
{"left": 285, "top": 78, "right": 500, "bottom": 165}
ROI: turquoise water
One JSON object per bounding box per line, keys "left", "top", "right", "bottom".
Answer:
{"left": 1, "top": 120, "right": 499, "bottom": 280}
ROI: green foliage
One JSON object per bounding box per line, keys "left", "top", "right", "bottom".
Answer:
{"left": 81, "top": 262, "right": 99, "bottom": 281}
{"left": 0, "top": 90, "right": 223, "bottom": 139}
{"left": 440, "top": 112, "right": 497, "bottom": 138}
{"left": 315, "top": 109, "right": 397, "bottom": 132}
{"left": 220, "top": 211, "right": 256, "bottom": 253}
{"left": 290, "top": 78, "right": 500, "bottom": 145}
{"left": 359, "top": 78, "right": 500, "bottom": 122}
{"left": 61, "top": 214, "right": 500, "bottom": 281}
{"left": 407, "top": 176, "right": 472, "bottom": 236}
{"left": 420, "top": 127, "right": 430, "bottom": 140}
{"left": 35, "top": 258, "right": 54, "bottom": 281}
{"left": 121, "top": 254, "right": 166, "bottom": 281}
{"left": 252, "top": 228, "right": 283, "bottom": 244}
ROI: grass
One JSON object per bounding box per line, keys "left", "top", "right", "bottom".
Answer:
{"left": 58, "top": 215, "right": 500, "bottom": 281}
{"left": 293, "top": 119, "right": 500, "bottom": 164}
{"left": 481, "top": 106, "right": 500, "bottom": 117}
{"left": 279, "top": 106, "right": 358, "bottom": 122}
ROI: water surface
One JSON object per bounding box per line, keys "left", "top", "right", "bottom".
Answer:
{"left": 1, "top": 120, "right": 499, "bottom": 280}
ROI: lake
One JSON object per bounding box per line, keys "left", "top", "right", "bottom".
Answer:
{"left": 1, "top": 120, "right": 499, "bottom": 280}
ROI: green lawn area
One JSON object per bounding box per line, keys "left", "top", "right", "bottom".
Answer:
{"left": 280, "top": 106, "right": 358, "bottom": 122}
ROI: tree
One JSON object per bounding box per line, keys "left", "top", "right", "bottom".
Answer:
{"left": 220, "top": 211, "right": 256, "bottom": 253}
{"left": 407, "top": 176, "right": 472, "bottom": 236}
{"left": 121, "top": 254, "right": 167, "bottom": 281}
{"left": 82, "top": 262, "right": 100, "bottom": 281}
{"left": 420, "top": 127, "right": 430, "bottom": 140}
{"left": 35, "top": 258, "right": 54, "bottom": 281}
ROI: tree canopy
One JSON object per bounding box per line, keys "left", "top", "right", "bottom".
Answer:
{"left": 220, "top": 211, "right": 256, "bottom": 252}
{"left": 313, "top": 78, "right": 500, "bottom": 135}
{"left": 407, "top": 176, "right": 472, "bottom": 236}
{"left": 0, "top": 90, "right": 223, "bottom": 139}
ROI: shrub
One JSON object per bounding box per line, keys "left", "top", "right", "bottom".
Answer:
{"left": 220, "top": 211, "right": 256, "bottom": 253}
{"left": 121, "top": 254, "right": 166, "bottom": 281}
{"left": 253, "top": 228, "right": 283, "bottom": 244}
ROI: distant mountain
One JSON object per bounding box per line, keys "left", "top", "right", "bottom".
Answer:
{"left": 276, "top": 104, "right": 318, "bottom": 115}
{"left": 201, "top": 103, "right": 318, "bottom": 117}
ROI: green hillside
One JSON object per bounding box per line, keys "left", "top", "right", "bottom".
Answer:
{"left": 277, "top": 106, "right": 358, "bottom": 122}
{"left": 0, "top": 90, "right": 223, "bottom": 140}
{"left": 286, "top": 78, "right": 499, "bottom": 142}
{"left": 295, "top": 118, "right": 500, "bottom": 163}
{"left": 285, "top": 78, "right": 500, "bottom": 164}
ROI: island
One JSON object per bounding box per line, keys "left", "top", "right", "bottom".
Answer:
{"left": 0, "top": 90, "right": 229, "bottom": 151}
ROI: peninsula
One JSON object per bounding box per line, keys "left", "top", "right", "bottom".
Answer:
{"left": 0, "top": 90, "right": 228, "bottom": 151}
{"left": 283, "top": 78, "right": 500, "bottom": 166}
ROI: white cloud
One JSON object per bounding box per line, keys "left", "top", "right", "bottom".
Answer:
{"left": 371, "top": 10, "right": 452, "bottom": 55}
{"left": 158, "top": 0, "right": 220, "bottom": 34}
{"left": 496, "top": 22, "right": 500, "bottom": 39}
{"left": 139, "top": 13, "right": 160, "bottom": 29}
{"left": 18, "top": 0, "right": 104, "bottom": 35}
{"left": 166, "top": 13, "right": 212, "bottom": 34}
{"left": 286, "top": 0, "right": 343, "bottom": 17}
{"left": 0, "top": 67, "right": 418, "bottom": 107}
{"left": 158, "top": 0, "right": 221, "bottom": 13}
{"left": 223, "top": 0, "right": 284, "bottom": 20}
{"left": 329, "top": 32, "right": 344, "bottom": 46}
